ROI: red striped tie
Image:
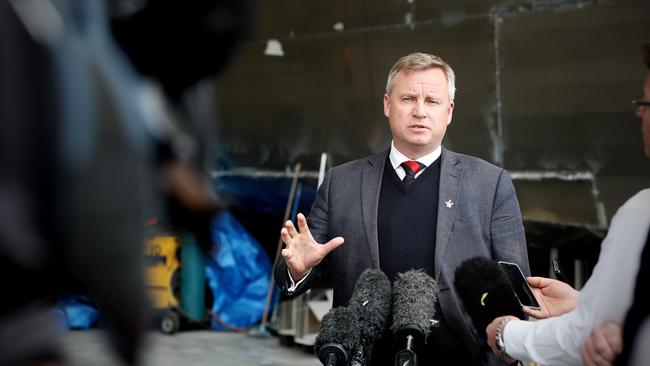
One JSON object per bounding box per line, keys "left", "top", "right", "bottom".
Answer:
{"left": 401, "top": 161, "right": 426, "bottom": 185}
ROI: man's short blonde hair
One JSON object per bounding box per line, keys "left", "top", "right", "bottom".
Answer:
{"left": 385, "top": 52, "right": 456, "bottom": 101}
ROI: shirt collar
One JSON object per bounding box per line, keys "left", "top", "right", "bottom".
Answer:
{"left": 389, "top": 141, "right": 441, "bottom": 170}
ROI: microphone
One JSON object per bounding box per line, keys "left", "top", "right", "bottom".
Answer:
{"left": 314, "top": 306, "right": 361, "bottom": 366}
{"left": 391, "top": 269, "right": 438, "bottom": 366}
{"left": 453, "top": 256, "right": 525, "bottom": 337}
{"left": 347, "top": 269, "right": 392, "bottom": 366}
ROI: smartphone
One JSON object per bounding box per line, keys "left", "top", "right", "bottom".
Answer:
{"left": 498, "top": 261, "right": 541, "bottom": 310}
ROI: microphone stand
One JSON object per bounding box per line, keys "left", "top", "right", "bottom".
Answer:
{"left": 394, "top": 323, "right": 424, "bottom": 366}
{"left": 394, "top": 334, "right": 417, "bottom": 366}
{"left": 318, "top": 343, "right": 348, "bottom": 366}
{"left": 350, "top": 345, "right": 365, "bottom": 366}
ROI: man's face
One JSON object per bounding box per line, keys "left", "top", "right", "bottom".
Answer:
{"left": 637, "top": 71, "right": 650, "bottom": 158}
{"left": 383, "top": 68, "right": 455, "bottom": 159}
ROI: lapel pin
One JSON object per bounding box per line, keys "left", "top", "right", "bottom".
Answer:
{"left": 444, "top": 199, "right": 454, "bottom": 208}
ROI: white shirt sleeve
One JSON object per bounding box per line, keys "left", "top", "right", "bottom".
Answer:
{"left": 504, "top": 189, "right": 650, "bottom": 366}
{"left": 286, "top": 268, "right": 312, "bottom": 294}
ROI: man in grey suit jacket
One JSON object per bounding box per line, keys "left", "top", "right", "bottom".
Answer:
{"left": 274, "top": 52, "right": 529, "bottom": 365}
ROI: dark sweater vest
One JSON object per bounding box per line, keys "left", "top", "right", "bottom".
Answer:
{"left": 372, "top": 155, "right": 473, "bottom": 366}
{"left": 378, "top": 156, "right": 440, "bottom": 282}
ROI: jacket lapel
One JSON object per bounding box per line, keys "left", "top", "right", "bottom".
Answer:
{"left": 435, "top": 148, "right": 461, "bottom": 281}
{"left": 361, "top": 150, "right": 387, "bottom": 268}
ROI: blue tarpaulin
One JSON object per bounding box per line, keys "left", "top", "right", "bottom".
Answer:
{"left": 56, "top": 296, "right": 100, "bottom": 329}
{"left": 206, "top": 211, "right": 279, "bottom": 331}
{"left": 57, "top": 210, "right": 278, "bottom": 331}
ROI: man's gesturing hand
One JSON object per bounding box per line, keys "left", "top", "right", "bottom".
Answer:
{"left": 280, "top": 213, "right": 344, "bottom": 281}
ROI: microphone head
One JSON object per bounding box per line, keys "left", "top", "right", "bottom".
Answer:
{"left": 391, "top": 269, "right": 438, "bottom": 342}
{"left": 315, "top": 306, "right": 360, "bottom": 364}
{"left": 453, "top": 256, "right": 525, "bottom": 336}
{"left": 348, "top": 269, "right": 392, "bottom": 346}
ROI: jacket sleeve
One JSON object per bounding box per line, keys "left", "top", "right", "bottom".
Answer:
{"left": 272, "top": 169, "right": 334, "bottom": 297}
{"left": 489, "top": 169, "right": 530, "bottom": 276}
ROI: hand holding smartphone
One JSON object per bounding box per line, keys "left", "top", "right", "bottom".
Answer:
{"left": 498, "top": 261, "right": 541, "bottom": 310}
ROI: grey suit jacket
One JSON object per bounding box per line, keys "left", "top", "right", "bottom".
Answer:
{"left": 275, "top": 147, "right": 529, "bottom": 364}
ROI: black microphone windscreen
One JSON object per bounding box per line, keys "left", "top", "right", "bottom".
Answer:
{"left": 453, "top": 256, "right": 525, "bottom": 336}
{"left": 348, "top": 269, "right": 392, "bottom": 346}
{"left": 391, "top": 269, "right": 438, "bottom": 341}
{"left": 315, "top": 306, "right": 360, "bottom": 361}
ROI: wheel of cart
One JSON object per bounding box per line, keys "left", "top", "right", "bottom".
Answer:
{"left": 160, "top": 309, "right": 181, "bottom": 334}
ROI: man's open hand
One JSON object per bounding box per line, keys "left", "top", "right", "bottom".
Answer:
{"left": 280, "top": 213, "right": 344, "bottom": 281}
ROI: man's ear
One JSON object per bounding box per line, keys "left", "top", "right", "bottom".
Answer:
{"left": 383, "top": 93, "right": 390, "bottom": 118}
{"left": 446, "top": 100, "right": 455, "bottom": 125}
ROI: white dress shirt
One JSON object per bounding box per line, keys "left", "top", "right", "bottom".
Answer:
{"left": 389, "top": 141, "right": 441, "bottom": 180}
{"left": 504, "top": 188, "right": 650, "bottom": 365}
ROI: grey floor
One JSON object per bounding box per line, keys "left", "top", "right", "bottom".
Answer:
{"left": 60, "top": 329, "right": 321, "bottom": 366}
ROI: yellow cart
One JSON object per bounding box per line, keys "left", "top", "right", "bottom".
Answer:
{"left": 144, "top": 235, "right": 182, "bottom": 334}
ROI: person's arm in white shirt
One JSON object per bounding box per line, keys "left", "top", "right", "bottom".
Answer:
{"left": 501, "top": 190, "right": 650, "bottom": 365}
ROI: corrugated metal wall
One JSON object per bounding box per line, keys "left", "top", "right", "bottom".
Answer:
{"left": 213, "top": 0, "right": 650, "bottom": 232}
